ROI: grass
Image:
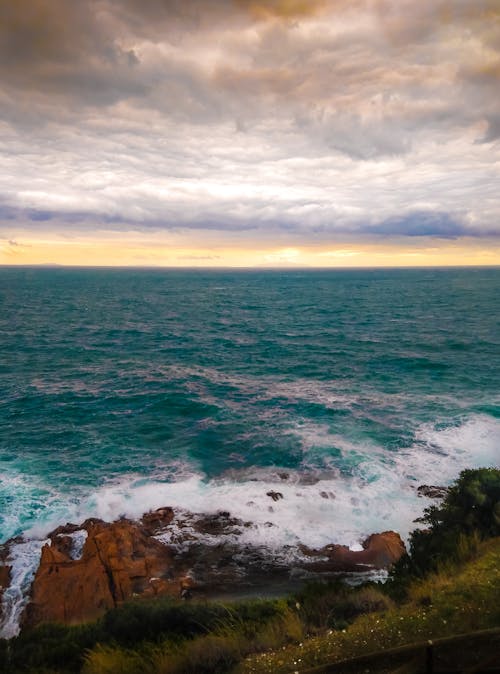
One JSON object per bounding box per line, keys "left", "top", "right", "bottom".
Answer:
{"left": 3, "top": 538, "right": 497, "bottom": 674}
{"left": 236, "top": 537, "right": 500, "bottom": 673}
{"left": 81, "top": 603, "right": 304, "bottom": 674}
{"left": 1, "top": 539, "right": 498, "bottom": 673}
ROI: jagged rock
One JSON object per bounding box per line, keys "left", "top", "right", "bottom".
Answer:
{"left": 141, "top": 507, "right": 175, "bottom": 535}
{"left": 22, "top": 518, "right": 179, "bottom": 628}
{"left": 2, "top": 508, "right": 406, "bottom": 632}
{"left": 266, "top": 491, "right": 284, "bottom": 502}
{"left": 300, "top": 531, "right": 406, "bottom": 572}
{"left": 417, "top": 485, "right": 449, "bottom": 499}
{"left": 49, "top": 523, "right": 84, "bottom": 537}
{"left": 193, "top": 511, "right": 245, "bottom": 536}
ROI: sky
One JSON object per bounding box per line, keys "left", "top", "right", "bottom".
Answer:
{"left": 0, "top": 0, "right": 499, "bottom": 267}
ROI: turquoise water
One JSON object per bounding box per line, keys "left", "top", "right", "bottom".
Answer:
{"left": 0, "top": 267, "right": 499, "bottom": 547}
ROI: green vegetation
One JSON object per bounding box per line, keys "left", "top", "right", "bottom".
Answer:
{"left": 390, "top": 467, "right": 500, "bottom": 589}
{"left": 0, "top": 599, "right": 298, "bottom": 674}
{"left": 0, "top": 468, "right": 499, "bottom": 674}
{"left": 238, "top": 537, "right": 500, "bottom": 673}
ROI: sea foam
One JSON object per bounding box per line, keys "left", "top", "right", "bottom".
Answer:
{"left": 20, "top": 413, "right": 500, "bottom": 549}
{"left": 0, "top": 539, "right": 48, "bottom": 639}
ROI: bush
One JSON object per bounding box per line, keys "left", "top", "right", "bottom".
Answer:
{"left": 390, "top": 468, "right": 500, "bottom": 587}
{"left": 292, "top": 580, "right": 393, "bottom": 632}
{"left": 0, "top": 597, "right": 294, "bottom": 674}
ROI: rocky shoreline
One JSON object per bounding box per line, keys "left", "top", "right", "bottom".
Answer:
{"left": 0, "top": 504, "right": 409, "bottom": 636}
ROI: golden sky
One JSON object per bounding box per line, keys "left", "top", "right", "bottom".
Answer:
{"left": 2, "top": 231, "right": 499, "bottom": 267}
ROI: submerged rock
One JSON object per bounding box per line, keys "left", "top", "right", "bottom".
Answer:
{"left": 417, "top": 485, "right": 449, "bottom": 499}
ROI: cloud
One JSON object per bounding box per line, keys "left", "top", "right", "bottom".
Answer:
{"left": 176, "top": 254, "right": 221, "bottom": 260}
{"left": 0, "top": 0, "right": 499, "bottom": 254}
{"left": 368, "top": 212, "right": 468, "bottom": 239}
{"left": 236, "top": 0, "right": 328, "bottom": 19}
{"left": 317, "top": 249, "right": 362, "bottom": 257}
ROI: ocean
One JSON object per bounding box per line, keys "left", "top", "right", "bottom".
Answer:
{"left": 0, "top": 267, "right": 499, "bottom": 633}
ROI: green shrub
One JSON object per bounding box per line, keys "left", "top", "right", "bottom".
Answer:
{"left": 0, "top": 622, "right": 98, "bottom": 673}
{"left": 390, "top": 468, "right": 500, "bottom": 589}
{"left": 292, "top": 580, "right": 393, "bottom": 632}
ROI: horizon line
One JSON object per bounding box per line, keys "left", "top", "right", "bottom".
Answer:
{"left": 1, "top": 263, "right": 499, "bottom": 271}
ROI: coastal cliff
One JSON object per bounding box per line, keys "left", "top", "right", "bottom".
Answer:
{"left": 0, "top": 506, "right": 405, "bottom": 632}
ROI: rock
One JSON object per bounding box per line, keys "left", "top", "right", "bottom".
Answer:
{"left": 141, "top": 507, "right": 175, "bottom": 535}
{"left": 23, "top": 518, "right": 180, "bottom": 628}
{"left": 2, "top": 506, "right": 405, "bottom": 632}
{"left": 361, "top": 532, "right": 406, "bottom": 567}
{"left": 0, "top": 542, "right": 12, "bottom": 627}
{"left": 300, "top": 531, "right": 406, "bottom": 573}
{"left": 266, "top": 491, "right": 284, "bottom": 502}
{"left": 193, "top": 511, "right": 245, "bottom": 536}
{"left": 0, "top": 563, "right": 11, "bottom": 610}
{"left": 417, "top": 485, "right": 449, "bottom": 499}
{"left": 49, "top": 523, "right": 84, "bottom": 537}
{"left": 0, "top": 565, "right": 10, "bottom": 590}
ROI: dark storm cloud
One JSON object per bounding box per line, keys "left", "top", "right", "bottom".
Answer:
{"left": 369, "top": 212, "right": 469, "bottom": 239}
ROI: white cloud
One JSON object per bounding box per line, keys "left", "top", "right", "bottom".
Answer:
{"left": 0, "top": 0, "right": 499, "bottom": 247}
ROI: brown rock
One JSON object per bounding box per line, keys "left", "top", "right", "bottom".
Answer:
{"left": 0, "top": 563, "right": 11, "bottom": 611}
{"left": 7, "top": 506, "right": 405, "bottom": 633}
{"left": 361, "top": 531, "right": 407, "bottom": 568}
{"left": 301, "top": 531, "right": 406, "bottom": 573}
{"left": 0, "top": 565, "right": 10, "bottom": 590}
{"left": 23, "top": 518, "right": 179, "bottom": 628}
{"left": 141, "top": 507, "right": 175, "bottom": 535}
